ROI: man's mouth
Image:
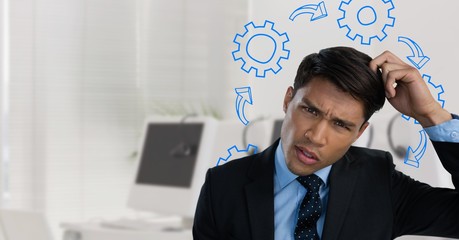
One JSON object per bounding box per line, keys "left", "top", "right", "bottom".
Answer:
{"left": 295, "top": 146, "right": 319, "bottom": 165}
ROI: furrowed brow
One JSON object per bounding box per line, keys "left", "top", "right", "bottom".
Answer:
{"left": 302, "top": 97, "right": 357, "bottom": 128}
{"left": 301, "top": 98, "right": 321, "bottom": 113}
{"left": 332, "top": 117, "right": 356, "bottom": 128}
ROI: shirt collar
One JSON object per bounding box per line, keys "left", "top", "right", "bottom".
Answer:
{"left": 274, "top": 140, "right": 331, "bottom": 190}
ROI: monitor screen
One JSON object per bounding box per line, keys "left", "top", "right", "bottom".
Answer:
{"left": 136, "top": 123, "right": 203, "bottom": 188}
{"left": 127, "top": 117, "right": 217, "bottom": 218}
{"left": 271, "top": 119, "right": 283, "bottom": 143}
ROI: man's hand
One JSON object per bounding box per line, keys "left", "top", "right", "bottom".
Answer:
{"left": 369, "top": 50, "right": 451, "bottom": 127}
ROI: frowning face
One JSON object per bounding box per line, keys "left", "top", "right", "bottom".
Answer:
{"left": 281, "top": 77, "right": 369, "bottom": 176}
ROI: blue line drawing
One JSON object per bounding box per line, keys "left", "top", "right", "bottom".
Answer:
{"left": 235, "top": 86, "right": 253, "bottom": 126}
{"left": 404, "top": 130, "right": 428, "bottom": 168}
{"left": 424, "top": 74, "right": 446, "bottom": 109}
{"left": 398, "top": 36, "right": 431, "bottom": 69}
{"left": 216, "top": 144, "right": 259, "bottom": 166}
{"left": 232, "top": 20, "right": 290, "bottom": 78}
{"left": 402, "top": 74, "right": 446, "bottom": 123}
{"left": 289, "top": 1, "right": 328, "bottom": 22}
{"left": 337, "top": 0, "right": 395, "bottom": 45}
{"left": 401, "top": 74, "right": 446, "bottom": 168}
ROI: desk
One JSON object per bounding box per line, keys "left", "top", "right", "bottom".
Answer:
{"left": 61, "top": 221, "right": 192, "bottom": 240}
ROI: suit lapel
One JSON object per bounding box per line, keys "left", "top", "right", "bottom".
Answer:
{"left": 322, "top": 151, "right": 361, "bottom": 240}
{"left": 244, "top": 141, "right": 277, "bottom": 240}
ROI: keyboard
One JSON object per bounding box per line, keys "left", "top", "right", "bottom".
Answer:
{"left": 99, "top": 217, "right": 183, "bottom": 231}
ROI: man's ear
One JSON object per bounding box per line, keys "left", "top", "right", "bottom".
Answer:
{"left": 283, "top": 87, "right": 294, "bottom": 113}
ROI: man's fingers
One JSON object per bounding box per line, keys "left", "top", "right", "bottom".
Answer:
{"left": 370, "top": 50, "right": 407, "bottom": 72}
{"left": 378, "top": 62, "right": 419, "bottom": 98}
{"left": 384, "top": 68, "right": 406, "bottom": 98}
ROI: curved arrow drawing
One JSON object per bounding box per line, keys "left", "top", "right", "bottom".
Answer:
{"left": 289, "top": 1, "right": 328, "bottom": 22}
{"left": 404, "top": 130, "right": 428, "bottom": 168}
{"left": 235, "top": 86, "right": 253, "bottom": 125}
{"left": 398, "top": 36, "right": 430, "bottom": 69}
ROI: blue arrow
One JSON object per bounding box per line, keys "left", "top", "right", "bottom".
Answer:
{"left": 289, "top": 1, "right": 328, "bottom": 22}
{"left": 235, "top": 87, "right": 253, "bottom": 125}
{"left": 398, "top": 36, "right": 430, "bottom": 69}
{"left": 404, "top": 130, "right": 428, "bottom": 168}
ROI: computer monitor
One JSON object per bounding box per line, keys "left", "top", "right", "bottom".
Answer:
{"left": 271, "top": 119, "right": 283, "bottom": 144}
{"left": 127, "top": 116, "right": 218, "bottom": 220}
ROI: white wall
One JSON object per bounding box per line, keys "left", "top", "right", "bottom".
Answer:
{"left": 3, "top": 0, "right": 141, "bottom": 238}
{"left": 242, "top": 0, "right": 459, "bottom": 118}
{"left": 1, "top": 0, "right": 249, "bottom": 238}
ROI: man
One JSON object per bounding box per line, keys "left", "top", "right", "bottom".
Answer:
{"left": 193, "top": 47, "right": 459, "bottom": 240}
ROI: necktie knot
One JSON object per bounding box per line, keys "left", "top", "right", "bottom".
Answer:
{"left": 297, "top": 174, "right": 322, "bottom": 192}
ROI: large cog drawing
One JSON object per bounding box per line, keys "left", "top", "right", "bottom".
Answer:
{"left": 337, "top": 0, "right": 395, "bottom": 45}
{"left": 232, "top": 20, "right": 290, "bottom": 78}
{"left": 216, "top": 144, "right": 258, "bottom": 166}
{"left": 402, "top": 74, "right": 446, "bottom": 124}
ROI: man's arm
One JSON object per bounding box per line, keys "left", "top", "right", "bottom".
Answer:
{"left": 370, "top": 50, "right": 459, "bottom": 187}
{"left": 425, "top": 114, "right": 459, "bottom": 143}
{"left": 370, "top": 51, "right": 459, "bottom": 238}
{"left": 369, "top": 50, "right": 452, "bottom": 128}
{"left": 390, "top": 122, "right": 459, "bottom": 238}
{"left": 390, "top": 143, "right": 459, "bottom": 238}
{"left": 426, "top": 115, "right": 459, "bottom": 187}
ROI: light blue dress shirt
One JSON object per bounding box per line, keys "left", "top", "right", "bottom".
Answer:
{"left": 273, "top": 115, "right": 459, "bottom": 240}
{"left": 424, "top": 114, "right": 459, "bottom": 142}
{"left": 273, "top": 142, "right": 331, "bottom": 240}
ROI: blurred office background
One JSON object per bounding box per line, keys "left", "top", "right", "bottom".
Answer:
{"left": 0, "top": 0, "right": 458, "bottom": 239}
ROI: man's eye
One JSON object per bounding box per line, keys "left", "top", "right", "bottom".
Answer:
{"left": 303, "top": 106, "right": 318, "bottom": 116}
{"left": 335, "top": 121, "right": 348, "bottom": 129}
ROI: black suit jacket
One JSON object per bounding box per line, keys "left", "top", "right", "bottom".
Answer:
{"left": 193, "top": 139, "right": 459, "bottom": 240}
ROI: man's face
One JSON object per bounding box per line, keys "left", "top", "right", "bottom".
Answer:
{"left": 281, "top": 77, "right": 369, "bottom": 176}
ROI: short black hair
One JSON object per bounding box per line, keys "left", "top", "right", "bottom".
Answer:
{"left": 293, "top": 46, "right": 385, "bottom": 122}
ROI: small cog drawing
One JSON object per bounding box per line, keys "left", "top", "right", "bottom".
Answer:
{"left": 216, "top": 144, "right": 258, "bottom": 166}
{"left": 232, "top": 20, "right": 290, "bottom": 78}
{"left": 337, "top": 0, "right": 396, "bottom": 45}
{"left": 402, "top": 74, "right": 446, "bottom": 123}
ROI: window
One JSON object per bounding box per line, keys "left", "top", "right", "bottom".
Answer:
{"left": 1, "top": 0, "right": 247, "bottom": 237}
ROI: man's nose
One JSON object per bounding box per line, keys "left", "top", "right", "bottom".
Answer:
{"left": 305, "top": 120, "right": 328, "bottom": 146}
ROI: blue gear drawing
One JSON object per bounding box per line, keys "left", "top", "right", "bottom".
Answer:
{"left": 337, "top": 0, "right": 395, "bottom": 45}
{"left": 232, "top": 20, "right": 290, "bottom": 78}
{"left": 402, "top": 74, "right": 446, "bottom": 123}
{"left": 216, "top": 144, "right": 258, "bottom": 166}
